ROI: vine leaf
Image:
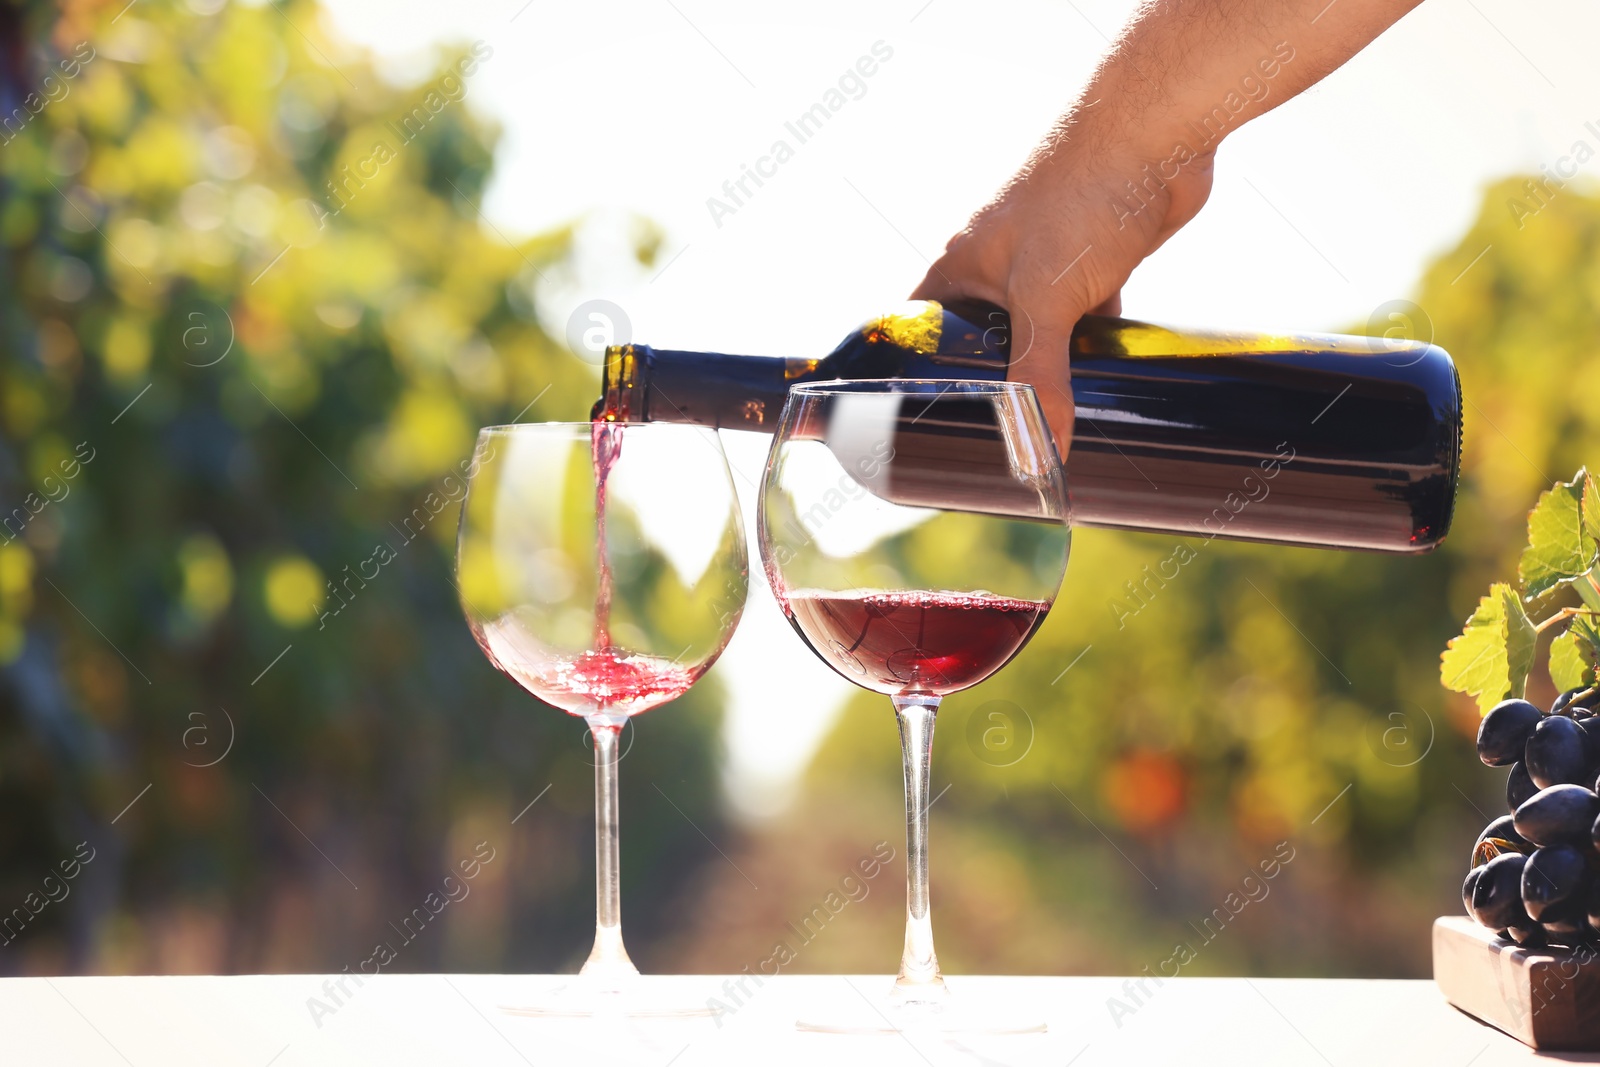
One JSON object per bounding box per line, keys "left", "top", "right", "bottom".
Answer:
{"left": 1585, "top": 470, "right": 1600, "bottom": 560}
{"left": 1550, "top": 614, "right": 1600, "bottom": 692}
{"left": 1442, "top": 582, "right": 1537, "bottom": 715}
{"left": 1520, "top": 471, "right": 1594, "bottom": 601}
{"left": 1508, "top": 589, "right": 1539, "bottom": 704}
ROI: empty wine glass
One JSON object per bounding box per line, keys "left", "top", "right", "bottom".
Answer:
{"left": 457, "top": 421, "right": 747, "bottom": 1015}
{"left": 758, "top": 380, "right": 1069, "bottom": 1034}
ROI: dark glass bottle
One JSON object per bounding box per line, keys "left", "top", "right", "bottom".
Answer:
{"left": 595, "top": 300, "right": 1461, "bottom": 553}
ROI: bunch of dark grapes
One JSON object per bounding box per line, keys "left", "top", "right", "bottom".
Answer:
{"left": 1465, "top": 686, "right": 1600, "bottom": 947}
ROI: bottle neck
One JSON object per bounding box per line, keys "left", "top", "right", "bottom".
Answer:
{"left": 596, "top": 300, "right": 1018, "bottom": 429}
{"left": 600, "top": 343, "right": 812, "bottom": 430}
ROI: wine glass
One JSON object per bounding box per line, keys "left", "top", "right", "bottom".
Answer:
{"left": 456, "top": 421, "right": 747, "bottom": 1015}
{"left": 758, "top": 380, "right": 1069, "bottom": 1034}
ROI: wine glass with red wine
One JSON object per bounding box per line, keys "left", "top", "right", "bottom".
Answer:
{"left": 456, "top": 421, "right": 747, "bottom": 1015}
{"left": 758, "top": 380, "right": 1069, "bottom": 1034}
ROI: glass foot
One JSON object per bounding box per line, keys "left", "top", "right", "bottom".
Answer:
{"left": 796, "top": 978, "right": 1047, "bottom": 1035}
{"left": 499, "top": 976, "right": 717, "bottom": 1021}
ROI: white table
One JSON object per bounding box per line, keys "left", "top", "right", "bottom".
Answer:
{"left": 0, "top": 973, "right": 1576, "bottom": 1066}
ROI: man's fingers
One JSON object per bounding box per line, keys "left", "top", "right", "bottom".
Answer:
{"left": 1012, "top": 337, "right": 1076, "bottom": 465}
{"left": 912, "top": 251, "right": 1080, "bottom": 464}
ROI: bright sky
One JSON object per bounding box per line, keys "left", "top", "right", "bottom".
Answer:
{"left": 320, "top": 0, "right": 1600, "bottom": 820}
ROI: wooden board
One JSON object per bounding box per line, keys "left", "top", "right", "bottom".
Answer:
{"left": 1434, "top": 915, "right": 1600, "bottom": 1050}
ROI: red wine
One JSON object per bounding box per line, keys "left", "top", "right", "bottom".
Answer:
{"left": 783, "top": 589, "right": 1051, "bottom": 696}
{"left": 471, "top": 420, "right": 703, "bottom": 717}
{"left": 475, "top": 620, "right": 698, "bottom": 718}
{"left": 595, "top": 300, "right": 1462, "bottom": 553}
{"left": 591, "top": 419, "right": 623, "bottom": 649}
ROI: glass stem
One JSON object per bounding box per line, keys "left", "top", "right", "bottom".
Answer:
{"left": 581, "top": 717, "right": 638, "bottom": 986}
{"left": 892, "top": 694, "right": 948, "bottom": 1002}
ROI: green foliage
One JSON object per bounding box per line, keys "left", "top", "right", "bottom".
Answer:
{"left": 0, "top": 0, "right": 722, "bottom": 972}
{"left": 11, "top": 0, "right": 1600, "bottom": 984}
{"left": 1440, "top": 583, "right": 1536, "bottom": 713}
{"left": 1549, "top": 615, "right": 1600, "bottom": 692}
{"left": 1518, "top": 473, "right": 1593, "bottom": 599}
{"left": 1442, "top": 467, "right": 1600, "bottom": 712}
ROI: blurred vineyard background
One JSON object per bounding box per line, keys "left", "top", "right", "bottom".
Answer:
{"left": 0, "top": 0, "right": 1595, "bottom": 982}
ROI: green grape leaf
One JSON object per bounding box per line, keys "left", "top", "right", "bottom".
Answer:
{"left": 1551, "top": 631, "right": 1592, "bottom": 692}
{"left": 1585, "top": 469, "right": 1600, "bottom": 554}
{"left": 1507, "top": 590, "right": 1538, "bottom": 703}
{"left": 1520, "top": 473, "right": 1593, "bottom": 600}
{"left": 1442, "top": 582, "right": 1538, "bottom": 714}
{"left": 1550, "top": 614, "right": 1600, "bottom": 692}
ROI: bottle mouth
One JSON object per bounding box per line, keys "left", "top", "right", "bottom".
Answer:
{"left": 596, "top": 344, "right": 643, "bottom": 422}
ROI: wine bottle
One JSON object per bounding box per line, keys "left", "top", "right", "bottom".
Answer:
{"left": 595, "top": 300, "right": 1461, "bottom": 553}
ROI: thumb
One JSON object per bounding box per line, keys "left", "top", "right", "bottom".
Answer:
{"left": 1007, "top": 318, "right": 1076, "bottom": 466}
{"left": 1000, "top": 286, "right": 1081, "bottom": 465}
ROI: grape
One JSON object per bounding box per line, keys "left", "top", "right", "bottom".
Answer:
{"left": 1474, "top": 814, "right": 1533, "bottom": 868}
{"left": 1540, "top": 898, "right": 1589, "bottom": 942}
{"left": 1508, "top": 762, "right": 1539, "bottom": 814}
{"left": 1542, "top": 901, "right": 1588, "bottom": 945}
{"left": 1587, "top": 884, "right": 1600, "bottom": 940}
{"left": 1552, "top": 686, "right": 1600, "bottom": 716}
{"left": 1522, "top": 845, "right": 1589, "bottom": 920}
{"left": 1478, "top": 699, "right": 1543, "bottom": 766}
{"left": 1525, "top": 716, "right": 1593, "bottom": 789}
{"left": 1506, "top": 919, "right": 1546, "bottom": 946}
{"left": 1583, "top": 717, "right": 1600, "bottom": 755}
{"left": 1515, "top": 785, "right": 1600, "bottom": 847}
{"left": 1471, "top": 852, "right": 1529, "bottom": 929}
{"left": 1463, "top": 866, "right": 1483, "bottom": 916}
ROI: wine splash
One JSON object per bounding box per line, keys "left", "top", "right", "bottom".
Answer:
{"left": 474, "top": 623, "right": 697, "bottom": 719}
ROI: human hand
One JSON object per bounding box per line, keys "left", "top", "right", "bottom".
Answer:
{"left": 909, "top": 0, "right": 1424, "bottom": 460}
{"left": 910, "top": 115, "right": 1216, "bottom": 459}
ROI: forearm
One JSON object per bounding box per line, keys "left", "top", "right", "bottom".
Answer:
{"left": 1075, "top": 0, "right": 1424, "bottom": 160}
